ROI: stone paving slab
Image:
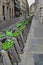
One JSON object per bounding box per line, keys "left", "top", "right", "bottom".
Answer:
{"left": 34, "top": 27, "right": 43, "bottom": 38}
{"left": 33, "top": 54, "right": 43, "bottom": 65}
{"left": 30, "top": 39, "right": 43, "bottom": 52}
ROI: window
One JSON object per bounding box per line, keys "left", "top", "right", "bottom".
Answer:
{"left": 12, "top": 9, "right": 13, "bottom": 17}
{"left": 2, "top": 5, "right": 5, "bottom": 15}
{"left": 2, "top": 5, "right": 5, "bottom": 20}
{"left": 9, "top": 8, "right": 11, "bottom": 18}
{"left": 7, "top": 6, "right": 8, "bottom": 13}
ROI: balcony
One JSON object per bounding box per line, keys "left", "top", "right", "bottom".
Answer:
{"left": 14, "top": 0, "right": 20, "bottom": 9}
{"left": 15, "top": 0, "right": 20, "bottom": 6}
{"left": 6, "top": 0, "right": 10, "bottom": 5}
{"left": 15, "top": 4, "right": 20, "bottom": 9}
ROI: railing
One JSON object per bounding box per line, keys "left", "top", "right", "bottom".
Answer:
{"left": 15, "top": 0, "right": 20, "bottom": 5}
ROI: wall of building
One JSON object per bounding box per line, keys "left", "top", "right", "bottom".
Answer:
{"left": 0, "top": 0, "right": 14, "bottom": 21}
{"left": 17, "top": 0, "right": 29, "bottom": 16}
{"left": 14, "top": 0, "right": 20, "bottom": 17}
{"left": 29, "top": 3, "right": 35, "bottom": 15}
{"left": 18, "top": 0, "right": 27, "bottom": 15}
{"left": 35, "top": 0, "right": 43, "bottom": 23}
{"left": 26, "top": 0, "right": 29, "bottom": 15}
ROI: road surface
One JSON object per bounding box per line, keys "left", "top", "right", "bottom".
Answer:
{"left": 0, "top": 16, "right": 25, "bottom": 32}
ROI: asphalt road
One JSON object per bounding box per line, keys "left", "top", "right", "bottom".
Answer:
{"left": 0, "top": 16, "right": 25, "bottom": 32}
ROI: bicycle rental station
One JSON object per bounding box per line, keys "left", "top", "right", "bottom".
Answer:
{"left": 0, "top": 15, "right": 33, "bottom": 65}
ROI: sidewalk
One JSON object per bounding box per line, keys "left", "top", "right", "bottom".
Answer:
{"left": 19, "top": 16, "right": 43, "bottom": 65}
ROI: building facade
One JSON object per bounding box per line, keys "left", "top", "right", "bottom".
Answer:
{"left": 35, "top": 0, "right": 39, "bottom": 12}
{"left": 14, "top": 0, "right": 20, "bottom": 17}
{"left": 17, "top": 0, "right": 26, "bottom": 16}
{"left": 0, "top": 0, "right": 14, "bottom": 21}
{"left": 26, "top": 0, "right": 29, "bottom": 16}
{"left": 35, "top": 0, "right": 43, "bottom": 23}
{"left": 29, "top": 3, "right": 35, "bottom": 15}
{"left": 18, "top": 0, "right": 29, "bottom": 16}
{"left": 22, "top": 0, "right": 26, "bottom": 13}
{"left": 18, "top": 0, "right": 23, "bottom": 15}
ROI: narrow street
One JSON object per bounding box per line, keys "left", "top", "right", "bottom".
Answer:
{"left": 0, "top": 0, "right": 43, "bottom": 65}
{"left": 0, "top": 16, "right": 25, "bottom": 32}
{"left": 18, "top": 16, "right": 43, "bottom": 65}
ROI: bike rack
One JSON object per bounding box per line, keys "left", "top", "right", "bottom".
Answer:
{"left": 0, "top": 33, "right": 21, "bottom": 65}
